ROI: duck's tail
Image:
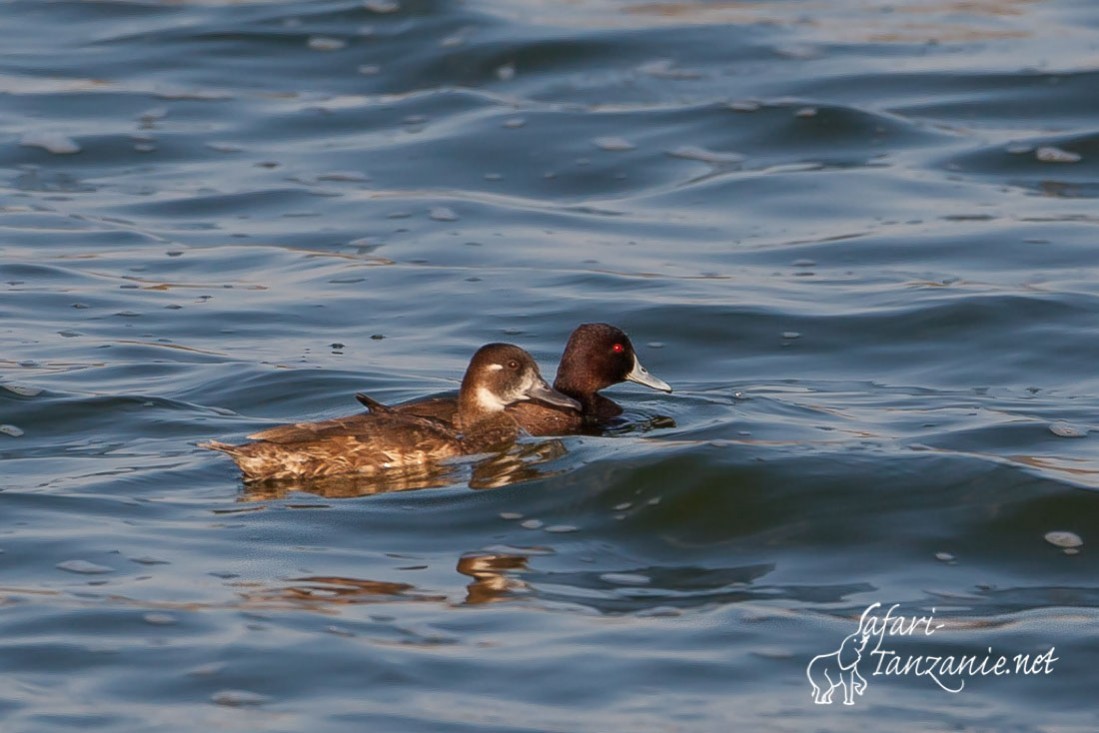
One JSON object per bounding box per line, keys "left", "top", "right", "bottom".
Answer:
{"left": 355, "top": 392, "right": 393, "bottom": 413}
{"left": 199, "top": 439, "right": 269, "bottom": 480}
{"left": 198, "top": 439, "right": 246, "bottom": 457}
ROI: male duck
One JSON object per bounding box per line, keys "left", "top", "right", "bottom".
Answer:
{"left": 360, "top": 323, "right": 671, "bottom": 435}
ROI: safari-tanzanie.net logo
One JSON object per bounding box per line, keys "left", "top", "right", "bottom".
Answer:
{"left": 806, "top": 602, "right": 1057, "bottom": 706}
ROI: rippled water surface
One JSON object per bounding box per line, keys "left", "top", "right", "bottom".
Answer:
{"left": 4, "top": 0, "right": 1099, "bottom": 730}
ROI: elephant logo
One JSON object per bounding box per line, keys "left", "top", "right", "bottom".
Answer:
{"left": 806, "top": 629, "right": 871, "bottom": 705}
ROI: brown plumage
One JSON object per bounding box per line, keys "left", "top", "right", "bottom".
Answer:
{"left": 201, "top": 343, "right": 579, "bottom": 483}
{"left": 360, "top": 323, "right": 672, "bottom": 435}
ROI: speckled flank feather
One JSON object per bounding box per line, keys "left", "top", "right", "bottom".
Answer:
{"left": 201, "top": 413, "right": 464, "bottom": 482}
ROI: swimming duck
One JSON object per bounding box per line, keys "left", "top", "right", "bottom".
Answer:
{"left": 201, "top": 343, "right": 579, "bottom": 483}
{"left": 359, "top": 323, "right": 671, "bottom": 435}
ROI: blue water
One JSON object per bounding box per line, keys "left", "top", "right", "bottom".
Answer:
{"left": 3, "top": 0, "right": 1099, "bottom": 730}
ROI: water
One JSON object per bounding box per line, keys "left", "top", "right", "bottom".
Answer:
{"left": 3, "top": 0, "right": 1099, "bottom": 729}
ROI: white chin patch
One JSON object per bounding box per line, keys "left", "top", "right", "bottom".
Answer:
{"left": 474, "top": 385, "right": 509, "bottom": 412}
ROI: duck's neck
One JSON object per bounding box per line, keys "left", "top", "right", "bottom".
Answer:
{"left": 456, "top": 388, "right": 503, "bottom": 431}
{"left": 552, "top": 372, "right": 601, "bottom": 414}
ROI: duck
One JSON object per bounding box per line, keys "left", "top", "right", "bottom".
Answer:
{"left": 358, "top": 323, "right": 671, "bottom": 435}
{"left": 201, "top": 343, "right": 580, "bottom": 483}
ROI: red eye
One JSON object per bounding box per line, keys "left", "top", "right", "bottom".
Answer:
{"left": 612, "top": 343, "right": 625, "bottom": 354}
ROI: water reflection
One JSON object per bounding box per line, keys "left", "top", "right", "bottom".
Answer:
{"left": 239, "top": 576, "right": 446, "bottom": 610}
{"left": 231, "top": 552, "right": 537, "bottom": 611}
{"left": 457, "top": 551, "right": 532, "bottom": 605}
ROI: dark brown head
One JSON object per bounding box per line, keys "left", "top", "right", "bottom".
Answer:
{"left": 554, "top": 323, "right": 672, "bottom": 403}
{"left": 457, "top": 343, "right": 580, "bottom": 428}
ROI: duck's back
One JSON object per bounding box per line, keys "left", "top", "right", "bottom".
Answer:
{"left": 390, "top": 394, "right": 460, "bottom": 423}
{"left": 384, "top": 393, "right": 613, "bottom": 436}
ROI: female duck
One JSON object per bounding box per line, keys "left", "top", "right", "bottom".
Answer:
{"left": 361, "top": 323, "right": 671, "bottom": 435}
{"left": 202, "top": 343, "right": 579, "bottom": 482}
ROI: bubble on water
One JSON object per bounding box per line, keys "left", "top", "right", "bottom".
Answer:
{"left": 776, "top": 44, "right": 819, "bottom": 60}
{"left": 144, "top": 612, "right": 177, "bottom": 626}
{"left": 502, "top": 117, "right": 526, "bottom": 129}
{"left": 636, "top": 606, "right": 682, "bottom": 618}
{"left": 138, "top": 107, "right": 167, "bottom": 123}
{"left": 441, "top": 29, "right": 470, "bottom": 47}
{"left": 613, "top": 502, "right": 633, "bottom": 511}
{"left": 211, "top": 690, "right": 271, "bottom": 707}
{"left": 728, "top": 100, "right": 761, "bottom": 112}
{"left": 782, "top": 331, "right": 801, "bottom": 340}
{"left": 57, "top": 559, "right": 114, "bottom": 574}
{"left": 130, "top": 555, "right": 170, "bottom": 565}
{"left": 637, "top": 59, "right": 701, "bottom": 79}
{"left": 499, "top": 512, "right": 523, "bottom": 520}
{"left": 1035, "top": 146, "right": 1081, "bottom": 163}
{"left": 206, "top": 142, "right": 243, "bottom": 153}
{"left": 794, "top": 107, "right": 818, "bottom": 118}
{"left": 519, "top": 519, "right": 543, "bottom": 530}
{"left": 0, "top": 425, "right": 24, "bottom": 437}
{"left": 358, "top": 64, "right": 381, "bottom": 76}
{"left": 308, "top": 36, "right": 346, "bottom": 51}
{"left": 326, "top": 625, "right": 356, "bottom": 637}
{"left": 0, "top": 424, "right": 28, "bottom": 441}
{"left": 363, "top": 0, "right": 399, "bottom": 12}
{"left": 594, "top": 136, "right": 636, "bottom": 152}
{"left": 317, "top": 170, "right": 370, "bottom": 182}
{"left": 1049, "top": 422, "right": 1088, "bottom": 438}
{"left": 667, "top": 145, "right": 744, "bottom": 165}
{"left": 429, "top": 206, "right": 459, "bottom": 222}
{"left": 481, "top": 543, "right": 555, "bottom": 556}
{"left": 20, "top": 132, "right": 81, "bottom": 155}
{"left": 934, "top": 552, "right": 956, "bottom": 563}
{"left": 3, "top": 384, "right": 41, "bottom": 397}
{"left": 187, "top": 662, "right": 225, "bottom": 677}
{"left": 1044, "top": 531, "right": 1082, "bottom": 549}
{"left": 600, "top": 572, "right": 651, "bottom": 586}
{"left": 134, "top": 143, "right": 156, "bottom": 153}
{"left": 155, "top": 87, "right": 232, "bottom": 101}
{"left": 495, "top": 63, "right": 516, "bottom": 81}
